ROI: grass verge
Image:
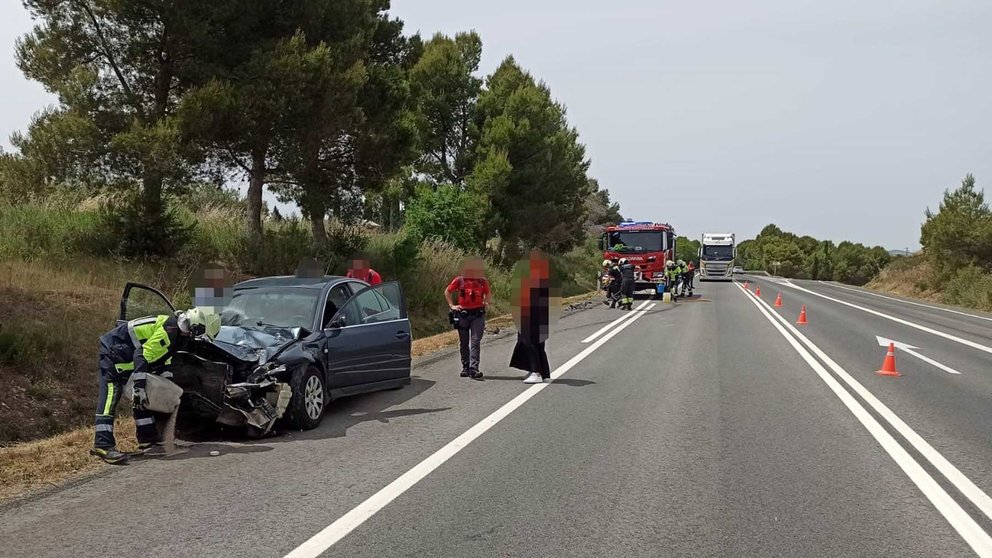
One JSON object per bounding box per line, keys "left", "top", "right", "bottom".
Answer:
{"left": 0, "top": 418, "right": 137, "bottom": 504}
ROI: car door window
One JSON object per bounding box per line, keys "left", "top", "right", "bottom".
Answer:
{"left": 334, "top": 283, "right": 404, "bottom": 327}
{"left": 322, "top": 284, "right": 352, "bottom": 328}
{"left": 120, "top": 282, "right": 176, "bottom": 322}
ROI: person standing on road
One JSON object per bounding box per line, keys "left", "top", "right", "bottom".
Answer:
{"left": 683, "top": 260, "right": 696, "bottom": 296}
{"left": 619, "top": 258, "right": 635, "bottom": 310}
{"left": 91, "top": 308, "right": 220, "bottom": 464}
{"left": 601, "top": 259, "right": 620, "bottom": 308}
{"left": 510, "top": 250, "right": 557, "bottom": 384}
{"left": 346, "top": 256, "right": 382, "bottom": 285}
{"left": 444, "top": 257, "right": 490, "bottom": 379}
{"left": 664, "top": 260, "right": 681, "bottom": 300}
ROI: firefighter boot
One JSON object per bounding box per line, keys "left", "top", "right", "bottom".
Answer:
{"left": 90, "top": 447, "right": 129, "bottom": 465}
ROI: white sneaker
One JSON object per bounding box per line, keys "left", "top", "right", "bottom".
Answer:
{"left": 523, "top": 372, "right": 543, "bottom": 384}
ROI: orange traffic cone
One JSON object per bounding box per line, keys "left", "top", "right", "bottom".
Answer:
{"left": 796, "top": 305, "right": 808, "bottom": 325}
{"left": 774, "top": 293, "right": 783, "bottom": 307}
{"left": 755, "top": 286, "right": 761, "bottom": 297}
{"left": 876, "top": 343, "right": 901, "bottom": 377}
{"left": 744, "top": 281, "right": 750, "bottom": 290}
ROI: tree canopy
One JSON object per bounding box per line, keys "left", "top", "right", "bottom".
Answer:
{"left": 3, "top": 4, "right": 615, "bottom": 264}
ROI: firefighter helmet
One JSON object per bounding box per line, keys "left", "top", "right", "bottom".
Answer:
{"left": 181, "top": 308, "right": 221, "bottom": 341}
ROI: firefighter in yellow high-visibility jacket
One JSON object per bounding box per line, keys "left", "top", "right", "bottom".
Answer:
{"left": 91, "top": 308, "right": 220, "bottom": 464}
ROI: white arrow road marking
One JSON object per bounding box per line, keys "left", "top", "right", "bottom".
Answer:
{"left": 876, "top": 336, "right": 962, "bottom": 375}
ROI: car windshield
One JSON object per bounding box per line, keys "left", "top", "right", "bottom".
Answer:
{"left": 702, "top": 245, "right": 735, "bottom": 260}
{"left": 221, "top": 287, "right": 320, "bottom": 329}
{"left": 607, "top": 231, "right": 665, "bottom": 252}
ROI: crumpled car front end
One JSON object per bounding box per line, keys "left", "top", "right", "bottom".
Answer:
{"left": 169, "top": 325, "right": 305, "bottom": 436}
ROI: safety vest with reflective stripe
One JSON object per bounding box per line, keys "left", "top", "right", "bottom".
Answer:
{"left": 98, "top": 314, "right": 181, "bottom": 375}
{"left": 127, "top": 315, "right": 180, "bottom": 375}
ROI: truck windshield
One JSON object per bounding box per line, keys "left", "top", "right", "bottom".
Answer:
{"left": 702, "top": 245, "right": 735, "bottom": 260}
{"left": 607, "top": 231, "right": 665, "bottom": 252}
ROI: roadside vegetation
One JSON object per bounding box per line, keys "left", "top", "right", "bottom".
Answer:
{"left": 737, "top": 225, "right": 891, "bottom": 285}
{"left": 870, "top": 174, "right": 992, "bottom": 311}
{"left": 0, "top": 2, "right": 623, "bottom": 445}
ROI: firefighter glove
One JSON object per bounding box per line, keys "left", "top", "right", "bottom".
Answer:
{"left": 132, "top": 386, "right": 149, "bottom": 411}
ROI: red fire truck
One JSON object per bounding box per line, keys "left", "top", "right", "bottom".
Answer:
{"left": 600, "top": 221, "right": 677, "bottom": 292}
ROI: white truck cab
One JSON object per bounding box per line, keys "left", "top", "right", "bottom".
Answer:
{"left": 699, "top": 233, "right": 736, "bottom": 281}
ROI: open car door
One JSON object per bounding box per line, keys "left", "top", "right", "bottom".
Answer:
{"left": 322, "top": 281, "right": 411, "bottom": 387}
{"left": 119, "top": 282, "right": 176, "bottom": 325}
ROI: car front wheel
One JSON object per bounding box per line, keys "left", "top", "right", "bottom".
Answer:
{"left": 287, "top": 366, "right": 325, "bottom": 430}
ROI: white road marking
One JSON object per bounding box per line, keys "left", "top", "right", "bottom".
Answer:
{"left": 283, "top": 307, "right": 653, "bottom": 558}
{"left": 875, "top": 336, "right": 962, "bottom": 375}
{"left": 747, "top": 285, "right": 992, "bottom": 526}
{"left": 783, "top": 281, "right": 992, "bottom": 357}
{"left": 822, "top": 281, "right": 992, "bottom": 323}
{"left": 581, "top": 299, "right": 651, "bottom": 343}
{"left": 736, "top": 283, "right": 992, "bottom": 556}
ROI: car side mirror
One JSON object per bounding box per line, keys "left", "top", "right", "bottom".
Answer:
{"left": 295, "top": 327, "right": 312, "bottom": 340}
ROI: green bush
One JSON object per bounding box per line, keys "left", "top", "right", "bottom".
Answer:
{"left": 96, "top": 194, "right": 193, "bottom": 259}
{"left": 0, "top": 203, "right": 106, "bottom": 260}
{"left": 944, "top": 265, "right": 992, "bottom": 311}
{"left": 228, "top": 220, "right": 369, "bottom": 278}
{"left": 404, "top": 184, "right": 486, "bottom": 252}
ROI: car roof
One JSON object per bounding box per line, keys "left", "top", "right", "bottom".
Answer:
{"left": 233, "top": 275, "right": 354, "bottom": 290}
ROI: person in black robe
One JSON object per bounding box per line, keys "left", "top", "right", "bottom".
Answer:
{"left": 510, "top": 250, "right": 553, "bottom": 384}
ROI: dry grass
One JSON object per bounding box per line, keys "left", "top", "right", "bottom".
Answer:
{"left": 0, "top": 418, "right": 137, "bottom": 503}
{"left": 867, "top": 255, "right": 942, "bottom": 302}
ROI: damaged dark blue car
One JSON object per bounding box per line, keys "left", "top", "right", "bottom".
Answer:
{"left": 119, "top": 276, "right": 412, "bottom": 436}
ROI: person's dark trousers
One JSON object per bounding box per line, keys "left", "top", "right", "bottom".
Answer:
{"left": 457, "top": 310, "right": 486, "bottom": 373}
{"left": 94, "top": 355, "right": 160, "bottom": 448}
{"left": 620, "top": 279, "right": 634, "bottom": 309}
{"left": 94, "top": 356, "right": 123, "bottom": 449}
{"left": 608, "top": 284, "right": 621, "bottom": 308}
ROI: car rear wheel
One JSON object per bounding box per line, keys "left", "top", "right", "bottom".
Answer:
{"left": 287, "top": 366, "right": 325, "bottom": 430}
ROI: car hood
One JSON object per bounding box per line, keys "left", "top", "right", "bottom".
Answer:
{"left": 210, "top": 325, "right": 304, "bottom": 364}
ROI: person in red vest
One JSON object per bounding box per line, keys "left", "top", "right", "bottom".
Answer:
{"left": 444, "top": 256, "right": 490, "bottom": 380}
{"left": 346, "top": 256, "right": 382, "bottom": 285}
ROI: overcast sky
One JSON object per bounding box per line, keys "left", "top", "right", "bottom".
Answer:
{"left": 4, "top": 1, "right": 991, "bottom": 249}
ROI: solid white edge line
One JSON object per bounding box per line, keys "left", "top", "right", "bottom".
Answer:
{"left": 283, "top": 307, "right": 653, "bottom": 558}
{"left": 822, "top": 281, "right": 992, "bottom": 323}
{"left": 783, "top": 281, "right": 992, "bottom": 356}
{"left": 735, "top": 283, "right": 992, "bottom": 556}
{"left": 581, "top": 299, "right": 651, "bottom": 343}
{"left": 755, "top": 284, "right": 992, "bottom": 521}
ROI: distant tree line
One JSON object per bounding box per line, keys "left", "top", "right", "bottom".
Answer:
{"left": 737, "top": 225, "right": 891, "bottom": 285}
{"left": 0, "top": 1, "right": 621, "bottom": 263}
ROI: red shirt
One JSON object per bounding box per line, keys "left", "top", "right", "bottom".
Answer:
{"left": 446, "top": 276, "right": 489, "bottom": 309}
{"left": 347, "top": 268, "right": 382, "bottom": 285}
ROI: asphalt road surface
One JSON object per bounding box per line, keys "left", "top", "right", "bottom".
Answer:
{"left": 3, "top": 278, "right": 992, "bottom": 557}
